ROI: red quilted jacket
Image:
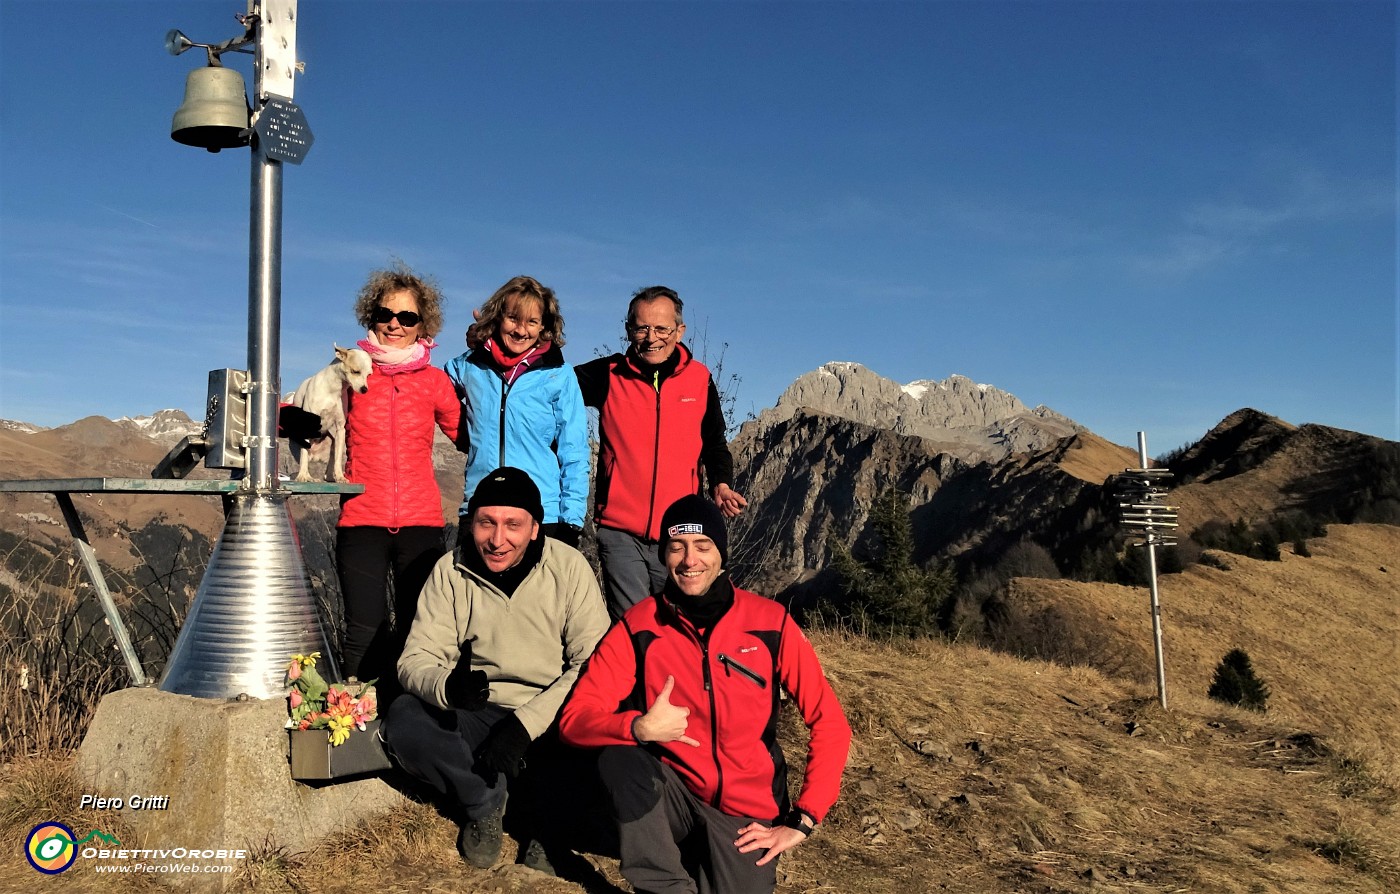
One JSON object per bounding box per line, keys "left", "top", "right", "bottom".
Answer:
{"left": 338, "top": 364, "right": 460, "bottom": 529}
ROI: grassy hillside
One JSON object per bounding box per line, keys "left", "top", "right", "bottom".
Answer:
{"left": 1009, "top": 524, "right": 1400, "bottom": 779}
{"left": 4, "top": 531, "right": 1396, "bottom": 892}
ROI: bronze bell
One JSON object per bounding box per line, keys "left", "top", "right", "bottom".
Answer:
{"left": 171, "top": 66, "right": 251, "bottom": 152}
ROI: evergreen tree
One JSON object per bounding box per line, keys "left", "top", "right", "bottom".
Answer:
{"left": 825, "top": 488, "right": 953, "bottom": 638}
{"left": 1208, "top": 648, "right": 1270, "bottom": 711}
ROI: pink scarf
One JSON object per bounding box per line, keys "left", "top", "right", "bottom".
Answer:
{"left": 358, "top": 331, "right": 436, "bottom": 375}
{"left": 486, "top": 338, "right": 547, "bottom": 387}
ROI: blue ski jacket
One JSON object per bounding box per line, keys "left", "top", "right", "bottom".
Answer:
{"left": 445, "top": 341, "right": 589, "bottom": 527}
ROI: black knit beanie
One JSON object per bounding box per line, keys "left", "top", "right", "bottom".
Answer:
{"left": 657, "top": 494, "right": 728, "bottom": 566}
{"left": 467, "top": 467, "right": 544, "bottom": 522}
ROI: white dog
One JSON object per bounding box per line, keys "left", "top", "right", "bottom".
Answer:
{"left": 288, "top": 345, "right": 373, "bottom": 482}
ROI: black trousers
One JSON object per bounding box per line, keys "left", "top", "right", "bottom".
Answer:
{"left": 384, "top": 696, "right": 608, "bottom": 850}
{"left": 382, "top": 696, "right": 509, "bottom": 822}
{"left": 335, "top": 525, "right": 445, "bottom": 685}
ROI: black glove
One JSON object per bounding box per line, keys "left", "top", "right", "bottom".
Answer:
{"left": 278, "top": 405, "right": 325, "bottom": 446}
{"left": 542, "top": 522, "right": 582, "bottom": 549}
{"left": 445, "top": 639, "right": 490, "bottom": 710}
{"left": 475, "top": 714, "right": 531, "bottom": 780}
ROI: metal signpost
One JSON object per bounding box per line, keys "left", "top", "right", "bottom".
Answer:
{"left": 1117, "top": 432, "right": 1179, "bottom": 710}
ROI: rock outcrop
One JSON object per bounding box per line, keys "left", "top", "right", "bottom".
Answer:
{"left": 728, "top": 409, "right": 969, "bottom": 594}
{"left": 730, "top": 410, "right": 1137, "bottom": 595}
{"left": 742, "top": 362, "right": 1083, "bottom": 464}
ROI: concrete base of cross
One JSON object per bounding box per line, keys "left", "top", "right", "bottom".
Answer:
{"left": 74, "top": 687, "right": 403, "bottom": 885}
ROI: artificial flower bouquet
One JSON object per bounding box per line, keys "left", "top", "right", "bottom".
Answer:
{"left": 284, "top": 652, "right": 378, "bottom": 746}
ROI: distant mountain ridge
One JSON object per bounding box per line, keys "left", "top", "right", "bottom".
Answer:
{"left": 744, "top": 362, "right": 1084, "bottom": 463}
{"left": 729, "top": 390, "right": 1398, "bottom": 599}
{"left": 0, "top": 410, "right": 202, "bottom": 444}
{"left": 729, "top": 407, "right": 1138, "bottom": 595}
{"left": 3, "top": 375, "right": 1394, "bottom": 603}
{"left": 111, "top": 409, "right": 204, "bottom": 442}
{"left": 0, "top": 407, "right": 464, "bottom": 571}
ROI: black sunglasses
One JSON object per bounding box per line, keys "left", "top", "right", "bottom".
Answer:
{"left": 372, "top": 307, "right": 422, "bottom": 327}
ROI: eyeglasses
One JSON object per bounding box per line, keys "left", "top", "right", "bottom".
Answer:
{"left": 626, "top": 323, "right": 677, "bottom": 339}
{"left": 372, "top": 307, "right": 422, "bottom": 327}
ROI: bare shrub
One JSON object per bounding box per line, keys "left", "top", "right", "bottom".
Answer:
{"left": 984, "top": 580, "right": 1142, "bottom": 678}
{"left": 0, "top": 525, "right": 201, "bottom": 761}
{"left": 995, "top": 539, "right": 1061, "bottom": 580}
{"left": 1, "top": 550, "right": 130, "bottom": 761}
{"left": 726, "top": 500, "right": 804, "bottom": 596}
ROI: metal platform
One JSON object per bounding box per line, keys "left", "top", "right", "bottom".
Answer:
{"left": 0, "top": 477, "right": 362, "bottom": 495}
{"left": 0, "top": 477, "right": 363, "bottom": 688}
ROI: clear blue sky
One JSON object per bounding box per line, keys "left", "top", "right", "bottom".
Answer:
{"left": 1, "top": 1, "right": 1395, "bottom": 453}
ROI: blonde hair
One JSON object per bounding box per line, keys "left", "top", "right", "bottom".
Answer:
{"left": 353, "top": 264, "right": 446, "bottom": 338}
{"left": 466, "top": 275, "right": 566, "bottom": 350}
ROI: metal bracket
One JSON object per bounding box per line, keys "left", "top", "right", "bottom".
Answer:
{"left": 254, "top": 0, "right": 299, "bottom": 100}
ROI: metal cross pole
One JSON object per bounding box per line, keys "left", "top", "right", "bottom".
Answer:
{"left": 158, "top": 0, "right": 333, "bottom": 699}
{"left": 246, "top": 0, "right": 298, "bottom": 490}
{"left": 1118, "top": 431, "right": 1179, "bottom": 710}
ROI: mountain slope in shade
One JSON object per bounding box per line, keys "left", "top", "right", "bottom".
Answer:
{"left": 732, "top": 400, "right": 1394, "bottom": 600}
{"left": 730, "top": 406, "right": 1139, "bottom": 595}
{"left": 728, "top": 409, "right": 971, "bottom": 593}
{"left": 1165, "top": 409, "right": 1399, "bottom": 537}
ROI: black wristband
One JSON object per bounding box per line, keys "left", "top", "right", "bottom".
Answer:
{"left": 780, "top": 808, "right": 814, "bottom": 837}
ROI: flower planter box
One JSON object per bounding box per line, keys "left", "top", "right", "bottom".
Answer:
{"left": 288, "top": 717, "right": 393, "bottom": 781}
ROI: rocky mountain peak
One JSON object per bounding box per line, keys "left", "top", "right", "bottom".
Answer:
{"left": 742, "top": 362, "right": 1084, "bottom": 464}
{"left": 113, "top": 409, "right": 202, "bottom": 443}
{"left": 0, "top": 419, "right": 47, "bottom": 434}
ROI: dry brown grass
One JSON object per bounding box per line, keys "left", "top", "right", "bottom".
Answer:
{"left": 4, "top": 608, "right": 1397, "bottom": 892}
{"left": 1013, "top": 524, "right": 1400, "bottom": 782}
{"left": 0, "top": 757, "right": 158, "bottom": 893}
{"left": 1, "top": 520, "right": 1396, "bottom": 893}
{"left": 800, "top": 631, "right": 1398, "bottom": 893}
{"left": 0, "top": 553, "right": 130, "bottom": 763}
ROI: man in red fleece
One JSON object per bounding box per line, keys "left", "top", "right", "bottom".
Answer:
{"left": 559, "top": 495, "right": 851, "bottom": 894}
{"left": 574, "top": 286, "right": 747, "bottom": 621}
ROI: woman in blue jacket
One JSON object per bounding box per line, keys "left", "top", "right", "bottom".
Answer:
{"left": 446, "top": 276, "right": 589, "bottom": 546}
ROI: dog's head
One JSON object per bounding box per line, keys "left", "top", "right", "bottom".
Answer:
{"left": 334, "top": 345, "right": 374, "bottom": 394}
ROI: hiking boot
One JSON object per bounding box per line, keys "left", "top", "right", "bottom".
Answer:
{"left": 520, "top": 838, "right": 555, "bottom": 876}
{"left": 457, "top": 803, "right": 504, "bottom": 869}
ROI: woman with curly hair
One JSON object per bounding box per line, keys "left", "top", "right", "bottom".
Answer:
{"left": 446, "top": 275, "right": 588, "bottom": 547}
{"left": 338, "top": 265, "right": 460, "bottom": 691}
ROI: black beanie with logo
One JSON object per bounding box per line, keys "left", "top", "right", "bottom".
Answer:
{"left": 657, "top": 494, "right": 728, "bottom": 566}
{"left": 467, "top": 467, "right": 544, "bottom": 522}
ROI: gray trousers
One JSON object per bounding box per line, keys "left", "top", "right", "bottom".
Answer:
{"left": 595, "top": 525, "right": 668, "bottom": 621}
{"left": 598, "top": 746, "right": 777, "bottom": 894}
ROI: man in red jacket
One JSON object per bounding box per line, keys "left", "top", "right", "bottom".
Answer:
{"left": 559, "top": 495, "right": 851, "bottom": 894}
{"left": 575, "top": 286, "right": 747, "bottom": 620}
